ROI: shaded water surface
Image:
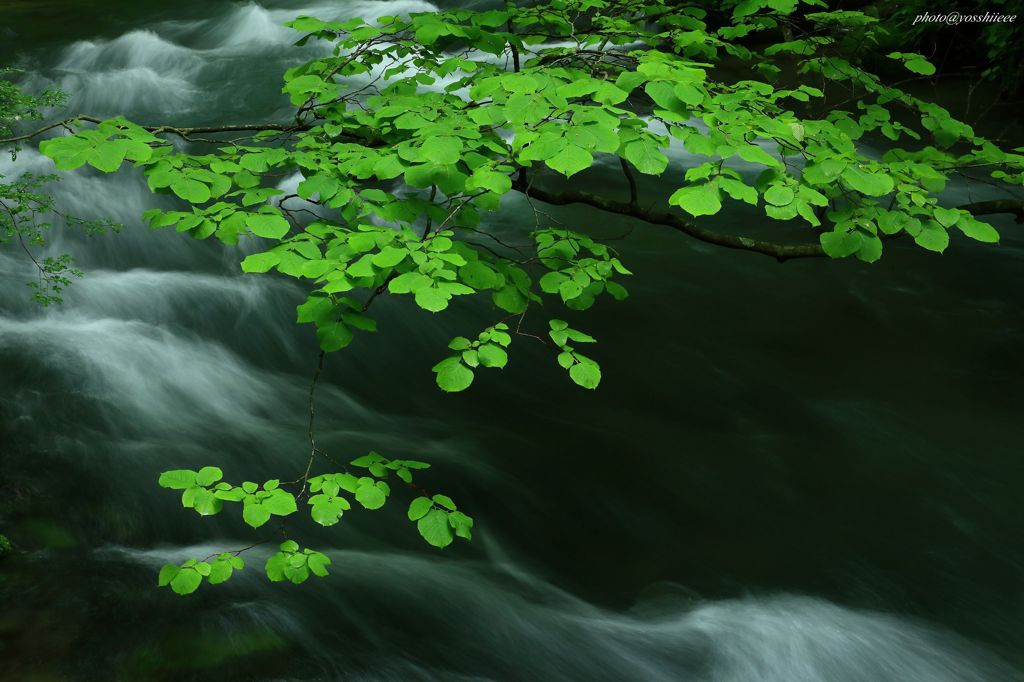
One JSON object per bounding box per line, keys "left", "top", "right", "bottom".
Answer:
{"left": 1, "top": 2, "right": 1023, "bottom": 680}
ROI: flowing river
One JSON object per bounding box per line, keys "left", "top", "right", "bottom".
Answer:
{"left": 1, "top": 2, "right": 1023, "bottom": 680}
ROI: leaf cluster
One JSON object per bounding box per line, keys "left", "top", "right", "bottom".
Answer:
{"left": 26, "top": 0, "right": 1024, "bottom": 593}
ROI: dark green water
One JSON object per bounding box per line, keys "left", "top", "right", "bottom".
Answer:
{"left": 1, "top": 2, "right": 1023, "bottom": 680}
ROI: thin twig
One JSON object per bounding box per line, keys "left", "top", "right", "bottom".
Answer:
{"left": 295, "top": 350, "right": 327, "bottom": 498}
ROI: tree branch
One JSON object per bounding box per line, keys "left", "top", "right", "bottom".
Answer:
{"left": 513, "top": 178, "right": 827, "bottom": 261}
{"left": 507, "top": 20, "right": 521, "bottom": 73}
{"left": 959, "top": 199, "right": 1024, "bottom": 223}
{"left": 292, "top": 349, "right": 327, "bottom": 500}
{"left": 0, "top": 115, "right": 313, "bottom": 146}
{"left": 6, "top": 116, "right": 1022, "bottom": 260}
{"left": 619, "top": 157, "right": 638, "bottom": 208}
{"left": 511, "top": 183, "right": 1024, "bottom": 261}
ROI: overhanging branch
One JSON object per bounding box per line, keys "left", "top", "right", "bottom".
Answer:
{"left": 0, "top": 115, "right": 312, "bottom": 146}
{"left": 512, "top": 183, "right": 1024, "bottom": 261}
{"left": 5, "top": 115, "right": 1022, "bottom": 258}
{"left": 513, "top": 179, "right": 827, "bottom": 261}
{"left": 959, "top": 199, "right": 1024, "bottom": 224}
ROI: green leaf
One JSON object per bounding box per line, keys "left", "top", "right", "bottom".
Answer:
{"left": 566, "top": 329, "right": 596, "bottom": 343}
{"left": 191, "top": 489, "right": 222, "bottom": 516}
{"left": 905, "top": 59, "right": 936, "bottom": 76}
{"left": 181, "top": 485, "right": 201, "bottom": 509}
{"left": 316, "top": 322, "right": 353, "bottom": 352}
{"left": 311, "top": 496, "right": 347, "bottom": 526}
{"left": 307, "top": 552, "right": 331, "bottom": 577}
{"left": 40, "top": 136, "right": 91, "bottom": 170}
{"left": 546, "top": 144, "right": 593, "bottom": 178}
{"left": 415, "top": 18, "right": 448, "bottom": 45}
{"left": 432, "top": 494, "right": 456, "bottom": 511}
{"left": 371, "top": 246, "right": 407, "bottom": 268}
{"left": 207, "top": 559, "right": 233, "bottom": 584}
{"left": 841, "top": 166, "right": 893, "bottom": 197}
{"left": 373, "top": 155, "right": 406, "bottom": 180}
{"left": 737, "top": 144, "right": 782, "bottom": 169}
{"left": 477, "top": 343, "right": 508, "bottom": 369}
{"left": 158, "top": 470, "right": 197, "bottom": 490}
{"left": 209, "top": 485, "right": 239, "bottom": 501}
{"left": 468, "top": 169, "right": 512, "bottom": 195}
{"left": 493, "top": 286, "right": 527, "bottom": 314}
{"left": 415, "top": 287, "right": 449, "bottom": 313}
{"left": 504, "top": 93, "right": 549, "bottom": 124}
{"left": 158, "top": 563, "right": 180, "bottom": 587}
{"left": 170, "top": 178, "right": 211, "bottom": 204}
{"left": 432, "top": 356, "right": 474, "bottom": 392}
{"left": 408, "top": 496, "right": 433, "bottom": 521}
{"left": 914, "top": 222, "right": 949, "bottom": 253}
{"left": 559, "top": 279, "right": 583, "bottom": 302}
{"left": 247, "top": 214, "right": 290, "bottom": 239}
{"left": 263, "top": 491, "right": 298, "bottom": 516}
{"left": 644, "top": 81, "right": 680, "bottom": 111}
{"left": 448, "top": 511, "right": 474, "bottom": 540}
{"left": 342, "top": 311, "right": 377, "bottom": 332}
{"left": 569, "top": 361, "right": 601, "bottom": 389}
{"left": 673, "top": 83, "right": 704, "bottom": 106}
{"left": 623, "top": 139, "right": 669, "bottom": 175}
{"left": 88, "top": 139, "right": 128, "bottom": 172}
{"left": 421, "top": 136, "right": 464, "bottom": 165}
{"left": 720, "top": 178, "right": 758, "bottom": 205}
{"left": 214, "top": 487, "right": 244, "bottom": 501}
{"left": 668, "top": 183, "right": 722, "bottom": 217}
{"left": 820, "top": 229, "right": 862, "bottom": 258}
{"left": 195, "top": 466, "right": 223, "bottom": 487}
{"left": 803, "top": 159, "right": 846, "bottom": 185}
{"left": 521, "top": 134, "right": 567, "bottom": 163}
{"left": 855, "top": 233, "right": 883, "bottom": 263}
{"left": 265, "top": 553, "right": 288, "bottom": 582}
{"left": 241, "top": 252, "right": 280, "bottom": 273}
{"left": 242, "top": 502, "right": 271, "bottom": 528}
{"left": 355, "top": 482, "right": 387, "bottom": 510}
{"left": 933, "top": 207, "right": 960, "bottom": 228}
{"left": 389, "top": 272, "right": 433, "bottom": 294}
{"left": 417, "top": 509, "right": 454, "bottom": 548}
{"left": 169, "top": 568, "right": 202, "bottom": 595}
{"left": 346, "top": 253, "right": 377, "bottom": 277}
{"left": 539, "top": 271, "right": 567, "bottom": 294}
{"left": 430, "top": 352, "right": 473, "bottom": 391}
{"left": 606, "top": 281, "right": 629, "bottom": 300}
{"left": 351, "top": 452, "right": 384, "bottom": 467}
{"left": 297, "top": 173, "right": 339, "bottom": 201}
{"left": 956, "top": 216, "right": 1000, "bottom": 243}
{"left": 286, "top": 556, "right": 308, "bottom": 583}
{"left": 459, "top": 261, "right": 498, "bottom": 289}
{"left": 763, "top": 185, "right": 794, "bottom": 206}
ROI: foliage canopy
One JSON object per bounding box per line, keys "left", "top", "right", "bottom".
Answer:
{"left": 4, "top": 0, "right": 1023, "bottom": 592}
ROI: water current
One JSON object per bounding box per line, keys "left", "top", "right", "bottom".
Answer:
{"left": 1, "top": 2, "right": 1023, "bottom": 680}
